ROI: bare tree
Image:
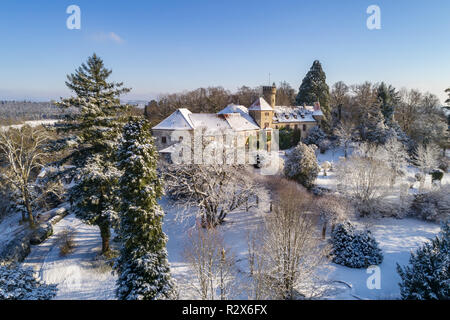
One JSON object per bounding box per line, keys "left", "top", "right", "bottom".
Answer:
{"left": 251, "top": 181, "right": 328, "bottom": 299}
{"left": 336, "top": 146, "right": 391, "bottom": 216}
{"left": 164, "top": 162, "right": 258, "bottom": 227}
{"left": 316, "top": 195, "right": 350, "bottom": 239}
{"left": 0, "top": 126, "right": 51, "bottom": 227}
{"left": 184, "top": 224, "right": 237, "bottom": 300}
{"left": 334, "top": 119, "right": 355, "bottom": 158}
{"left": 413, "top": 144, "right": 441, "bottom": 189}
{"left": 380, "top": 137, "right": 408, "bottom": 187}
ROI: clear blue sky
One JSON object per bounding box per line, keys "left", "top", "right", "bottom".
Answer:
{"left": 0, "top": 0, "right": 449, "bottom": 103}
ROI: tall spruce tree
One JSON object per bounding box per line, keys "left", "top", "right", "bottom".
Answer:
{"left": 377, "top": 82, "right": 400, "bottom": 123}
{"left": 57, "top": 53, "right": 131, "bottom": 254}
{"left": 295, "top": 60, "right": 331, "bottom": 126}
{"left": 115, "top": 119, "right": 175, "bottom": 300}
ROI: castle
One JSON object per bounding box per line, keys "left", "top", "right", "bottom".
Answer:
{"left": 151, "top": 84, "right": 323, "bottom": 155}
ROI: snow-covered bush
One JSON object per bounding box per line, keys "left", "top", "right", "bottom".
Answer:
{"left": 0, "top": 265, "right": 57, "bottom": 300}
{"left": 303, "top": 126, "right": 325, "bottom": 147}
{"left": 397, "top": 221, "right": 449, "bottom": 300}
{"left": 284, "top": 142, "right": 319, "bottom": 189}
{"left": 330, "top": 222, "right": 383, "bottom": 268}
{"left": 409, "top": 185, "right": 450, "bottom": 222}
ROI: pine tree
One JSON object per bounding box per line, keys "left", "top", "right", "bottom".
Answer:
{"left": 397, "top": 221, "right": 449, "bottom": 300}
{"left": 57, "top": 53, "right": 131, "bottom": 254}
{"left": 115, "top": 119, "right": 176, "bottom": 300}
{"left": 377, "top": 82, "right": 400, "bottom": 123}
{"left": 295, "top": 60, "right": 331, "bottom": 126}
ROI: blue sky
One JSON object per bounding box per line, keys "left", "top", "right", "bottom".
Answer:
{"left": 0, "top": 0, "right": 449, "bottom": 103}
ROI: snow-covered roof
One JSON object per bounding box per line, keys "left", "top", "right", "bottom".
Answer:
{"left": 222, "top": 113, "right": 260, "bottom": 131}
{"left": 189, "top": 113, "right": 231, "bottom": 133}
{"left": 218, "top": 104, "right": 260, "bottom": 131}
{"left": 159, "top": 144, "right": 179, "bottom": 154}
{"left": 248, "top": 98, "right": 273, "bottom": 111}
{"left": 152, "top": 108, "right": 194, "bottom": 130}
{"left": 218, "top": 104, "right": 249, "bottom": 115}
{"left": 273, "top": 106, "right": 318, "bottom": 123}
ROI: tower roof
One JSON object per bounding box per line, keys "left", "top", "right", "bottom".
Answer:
{"left": 248, "top": 97, "right": 273, "bottom": 111}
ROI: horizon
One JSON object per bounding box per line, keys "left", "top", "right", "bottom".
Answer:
{"left": 1, "top": 0, "right": 449, "bottom": 104}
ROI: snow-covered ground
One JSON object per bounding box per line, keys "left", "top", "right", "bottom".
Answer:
{"left": 3, "top": 193, "right": 439, "bottom": 300}
{"left": 0, "top": 143, "right": 444, "bottom": 300}
{"left": 22, "top": 214, "right": 117, "bottom": 300}
{"left": 0, "top": 119, "right": 60, "bottom": 132}
{"left": 323, "top": 217, "right": 440, "bottom": 300}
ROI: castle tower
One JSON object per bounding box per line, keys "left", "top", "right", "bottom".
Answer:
{"left": 262, "top": 83, "right": 276, "bottom": 108}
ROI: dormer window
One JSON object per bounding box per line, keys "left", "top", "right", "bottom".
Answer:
{"left": 161, "top": 136, "right": 167, "bottom": 144}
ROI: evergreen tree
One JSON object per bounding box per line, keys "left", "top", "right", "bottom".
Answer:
{"left": 295, "top": 60, "right": 331, "bottom": 126}
{"left": 377, "top": 82, "right": 400, "bottom": 123}
{"left": 331, "top": 221, "right": 383, "bottom": 268}
{"left": 397, "top": 221, "right": 449, "bottom": 300}
{"left": 115, "top": 119, "right": 176, "bottom": 300}
{"left": 57, "top": 53, "right": 131, "bottom": 254}
{"left": 445, "top": 88, "right": 450, "bottom": 106}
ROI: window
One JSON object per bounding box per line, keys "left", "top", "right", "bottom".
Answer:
{"left": 179, "top": 136, "right": 184, "bottom": 142}
{"left": 264, "top": 122, "right": 269, "bottom": 128}
{"left": 303, "top": 124, "right": 307, "bottom": 131}
{"left": 265, "top": 112, "right": 269, "bottom": 116}
{"left": 275, "top": 125, "right": 278, "bottom": 129}
{"left": 161, "top": 136, "right": 167, "bottom": 144}
{"left": 294, "top": 124, "right": 298, "bottom": 129}
{"left": 286, "top": 125, "right": 290, "bottom": 129}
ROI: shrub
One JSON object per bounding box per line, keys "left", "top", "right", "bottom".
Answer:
{"left": 330, "top": 222, "right": 383, "bottom": 268}
{"left": 58, "top": 229, "right": 76, "bottom": 256}
{"left": 397, "top": 221, "right": 449, "bottom": 300}
{"left": 303, "top": 126, "right": 326, "bottom": 147}
{"left": 409, "top": 185, "right": 450, "bottom": 222}
{"left": 0, "top": 265, "right": 57, "bottom": 300}
{"left": 284, "top": 142, "right": 319, "bottom": 189}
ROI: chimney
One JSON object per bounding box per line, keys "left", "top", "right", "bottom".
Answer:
{"left": 314, "top": 101, "right": 321, "bottom": 111}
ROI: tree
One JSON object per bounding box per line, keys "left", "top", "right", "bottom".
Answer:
{"left": 349, "top": 82, "right": 387, "bottom": 143}
{"left": 377, "top": 82, "right": 400, "bottom": 123}
{"left": 380, "top": 137, "right": 408, "bottom": 187}
{"left": 115, "top": 120, "right": 175, "bottom": 300}
{"left": 446, "top": 88, "right": 450, "bottom": 106}
{"left": 331, "top": 222, "right": 383, "bottom": 268}
{"left": 284, "top": 142, "right": 319, "bottom": 189}
{"left": 0, "top": 126, "right": 49, "bottom": 227}
{"left": 57, "top": 53, "right": 131, "bottom": 254}
{"left": 333, "top": 119, "right": 355, "bottom": 158}
{"left": 258, "top": 181, "right": 328, "bottom": 299}
{"left": 414, "top": 144, "right": 440, "bottom": 175}
{"left": 0, "top": 265, "right": 57, "bottom": 300}
{"left": 330, "top": 81, "right": 350, "bottom": 123}
{"left": 397, "top": 221, "right": 449, "bottom": 300}
{"left": 316, "top": 195, "right": 350, "bottom": 239}
{"left": 184, "top": 224, "right": 237, "bottom": 300}
{"left": 295, "top": 60, "right": 331, "bottom": 127}
{"left": 336, "top": 145, "right": 391, "bottom": 216}
{"left": 275, "top": 81, "right": 296, "bottom": 106}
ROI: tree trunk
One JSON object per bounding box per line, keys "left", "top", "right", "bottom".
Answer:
{"left": 23, "top": 191, "right": 34, "bottom": 228}
{"left": 99, "top": 222, "right": 111, "bottom": 254}
{"left": 322, "top": 223, "right": 327, "bottom": 239}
